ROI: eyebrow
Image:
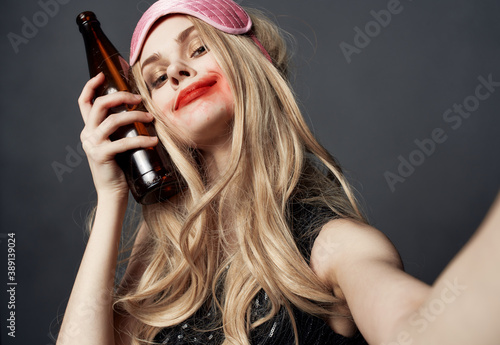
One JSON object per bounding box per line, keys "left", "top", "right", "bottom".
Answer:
{"left": 141, "top": 25, "right": 196, "bottom": 73}
{"left": 176, "top": 25, "right": 196, "bottom": 44}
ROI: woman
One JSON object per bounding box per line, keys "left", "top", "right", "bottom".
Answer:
{"left": 58, "top": 0, "right": 500, "bottom": 344}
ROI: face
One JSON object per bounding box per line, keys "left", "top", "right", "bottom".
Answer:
{"left": 139, "top": 15, "right": 234, "bottom": 149}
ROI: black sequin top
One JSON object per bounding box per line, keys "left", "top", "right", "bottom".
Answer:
{"left": 154, "top": 202, "right": 368, "bottom": 345}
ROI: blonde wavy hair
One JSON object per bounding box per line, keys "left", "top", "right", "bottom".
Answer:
{"left": 114, "top": 8, "right": 366, "bottom": 345}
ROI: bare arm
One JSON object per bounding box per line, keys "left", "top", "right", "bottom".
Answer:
{"left": 57, "top": 73, "right": 156, "bottom": 345}
{"left": 395, "top": 192, "right": 500, "bottom": 345}
{"left": 311, "top": 191, "right": 500, "bottom": 345}
{"left": 310, "top": 218, "right": 431, "bottom": 344}
{"left": 56, "top": 195, "right": 127, "bottom": 345}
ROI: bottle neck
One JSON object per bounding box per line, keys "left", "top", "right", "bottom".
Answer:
{"left": 79, "top": 21, "right": 130, "bottom": 94}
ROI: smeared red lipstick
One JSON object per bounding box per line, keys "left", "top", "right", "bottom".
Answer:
{"left": 175, "top": 78, "right": 218, "bottom": 111}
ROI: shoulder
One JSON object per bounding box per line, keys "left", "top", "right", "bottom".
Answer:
{"left": 310, "top": 218, "right": 431, "bottom": 344}
{"left": 310, "top": 218, "right": 403, "bottom": 293}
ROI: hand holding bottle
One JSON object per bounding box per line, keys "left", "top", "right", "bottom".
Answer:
{"left": 78, "top": 72, "right": 158, "bottom": 200}
{"left": 77, "top": 11, "right": 185, "bottom": 204}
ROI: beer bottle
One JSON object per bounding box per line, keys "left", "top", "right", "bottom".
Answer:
{"left": 76, "top": 11, "right": 184, "bottom": 204}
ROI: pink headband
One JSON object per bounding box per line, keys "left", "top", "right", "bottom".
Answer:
{"left": 129, "top": 0, "right": 272, "bottom": 66}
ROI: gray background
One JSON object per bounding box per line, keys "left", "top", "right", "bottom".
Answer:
{"left": 1, "top": 0, "right": 499, "bottom": 343}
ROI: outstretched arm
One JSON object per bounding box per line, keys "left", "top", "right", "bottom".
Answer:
{"left": 311, "top": 191, "right": 500, "bottom": 345}
{"left": 397, "top": 192, "right": 500, "bottom": 345}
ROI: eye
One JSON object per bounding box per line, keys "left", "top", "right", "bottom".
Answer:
{"left": 151, "top": 73, "right": 168, "bottom": 89}
{"left": 191, "top": 45, "right": 207, "bottom": 58}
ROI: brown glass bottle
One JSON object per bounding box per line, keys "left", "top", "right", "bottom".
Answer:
{"left": 76, "top": 11, "right": 184, "bottom": 204}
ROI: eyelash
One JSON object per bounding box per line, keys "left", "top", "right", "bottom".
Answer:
{"left": 192, "top": 45, "right": 207, "bottom": 57}
{"left": 149, "top": 44, "right": 208, "bottom": 90}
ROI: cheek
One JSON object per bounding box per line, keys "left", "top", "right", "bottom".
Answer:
{"left": 210, "top": 63, "right": 234, "bottom": 117}
{"left": 152, "top": 91, "right": 176, "bottom": 119}
{"left": 214, "top": 77, "right": 234, "bottom": 120}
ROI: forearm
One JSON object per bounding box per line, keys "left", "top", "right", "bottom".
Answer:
{"left": 57, "top": 194, "right": 128, "bottom": 345}
{"left": 389, "top": 192, "right": 500, "bottom": 345}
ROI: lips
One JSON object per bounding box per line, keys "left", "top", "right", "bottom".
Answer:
{"left": 174, "top": 78, "right": 218, "bottom": 111}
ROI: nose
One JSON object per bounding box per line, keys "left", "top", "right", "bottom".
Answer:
{"left": 167, "top": 61, "right": 194, "bottom": 88}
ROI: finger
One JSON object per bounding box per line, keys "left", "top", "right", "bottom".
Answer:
{"left": 82, "top": 133, "right": 158, "bottom": 164}
{"left": 103, "top": 135, "right": 159, "bottom": 157}
{"left": 78, "top": 72, "right": 105, "bottom": 124}
{"left": 88, "top": 92, "right": 143, "bottom": 128}
{"left": 98, "top": 111, "right": 154, "bottom": 139}
{"left": 80, "top": 111, "right": 154, "bottom": 156}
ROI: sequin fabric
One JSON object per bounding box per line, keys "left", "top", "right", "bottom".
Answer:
{"left": 155, "top": 290, "right": 367, "bottom": 345}
{"left": 154, "top": 201, "right": 368, "bottom": 344}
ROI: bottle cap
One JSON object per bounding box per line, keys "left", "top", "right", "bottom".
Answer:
{"left": 76, "top": 11, "right": 99, "bottom": 26}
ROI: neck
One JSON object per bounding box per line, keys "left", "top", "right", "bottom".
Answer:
{"left": 198, "top": 137, "right": 237, "bottom": 255}
{"left": 198, "top": 138, "right": 233, "bottom": 184}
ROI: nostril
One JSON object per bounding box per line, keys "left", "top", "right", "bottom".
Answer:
{"left": 180, "top": 71, "right": 190, "bottom": 77}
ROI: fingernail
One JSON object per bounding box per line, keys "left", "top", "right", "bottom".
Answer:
{"left": 134, "top": 94, "right": 142, "bottom": 100}
{"left": 92, "top": 72, "right": 104, "bottom": 80}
